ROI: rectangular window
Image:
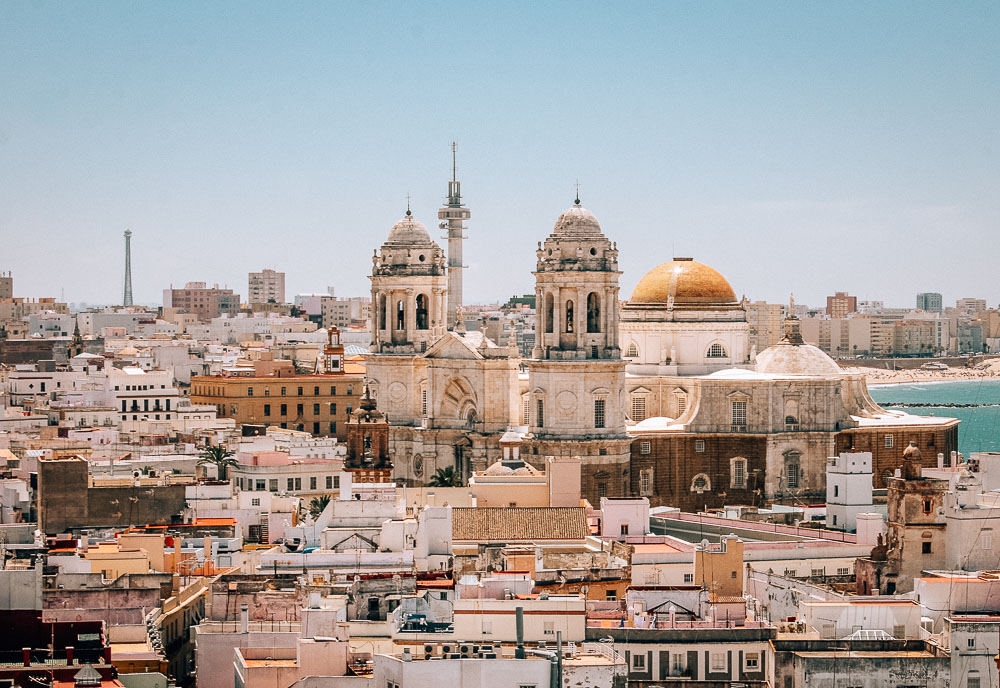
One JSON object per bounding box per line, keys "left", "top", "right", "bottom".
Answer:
{"left": 330, "top": 421, "right": 337, "bottom": 433}
{"left": 347, "top": 385, "right": 353, "bottom": 395}
{"left": 251, "top": 498, "right": 260, "bottom": 507}
{"left": 313, "top": 403, "right": 320, "bottom": 415}
{"left": 297, "top": 403, "right": 304, "bottom": 416}
{"left": 711, "top": 652, "right": 726, "bottom": 672}
{"left": 923, "top": 499, "right": 932, "bottom": 513}
{"left": 922, "top": 541, "right": 932, "bottom": 554}
{"left": 522, "top": 396, "right": 530, "bottom": 425}
{"left": 983, "top": 533, "right": 993, "bottom": 550}
{"left": 269, "top": 479, "right": 278, "bottom": 492}
{"left": 329, "top": 402, "right": 336, "bottom": 414}
{"left": 811, "top": 568, "right": 824, "bottom": 577}
{"left": 280, "top": 403, "right": 287, "bottom": 416}
{"left": 247, "top": 386, "right": 253, "bottom": 396}
{"left": 594, "top": 399, "right": 605, "bottom": 428}
{"left": 837, "top": 567, "right": 850, "bottom": 576}
{"left": 676, "top": 394, "right": 687, "bottom": 415}
{"left": 885, "top": 435, "right": 894, "bottom": 449}
{"left": 639, "top": 441, "right": 651, "bottom": 455}
{"left": 264, "top": 404, "right": 271, "bottom": 417}
{"left": 295, "top": 478, "right": 302, "bottom": 490}
{"left": 314, "top": 386, "right": 320, "bottom": 395}
{"left": 745, "top": 652, "right": 760, "bottom": 671}
{"left": 597, "top": 481, "right": 607, "bottom": 500}
{"left": 631, "top": 396, "right": 646, "bottom": 422}
{"left": 969, "top": 675, "right": 981, "bottom": 688}
{"left": 287, "top": 478, "right": 294, "bottom": 491}
{"left": 264, "top": 387, "right": 270, "bottom": 396}
{"left": 786, "top": 462, "right": 800, "bottom": 489}
{"left": 543, "top": 621, "right": 554, "bottom": 635}
{"left": 310, "top": 476, "right": 317, "bottom": 490}
{"left": 683, "top": 573, "right": 693, "bottom": 583}
{"left": 330, "top": 386, "right": 336, "bottom": 395}
{"left": 632, "top": 654, "right": 645, "bottom": 670}
{"left": 255, "top": 480, "right": 265, "bottom": 491}
{"left": 326, "top": 476, "right": 333, "bottom": 489}
{"left": 281, "top": 387, "right": 286, "bottom": 396}
{"left": 695, "top": 440, "right": 705, "bottom": 453}
{"left": 297, "top": 386, "right": 303, "bottom": 396}
{"left": 640, "top": 469, "right": 652, "bottom": 496}
{"left": 620, "top": 523, "right": 629, "bottom": 535}
{"left": 731, "top": 399, "right": 747, "bottom": 427}
{"left": 733, "top": 460, "right": 746, "bottom": 488}
{"left": 605, "top": 590, "right": 617, "bottom": 601}
{"left": 537, "top": 399, "right": 544, "bottom": 427}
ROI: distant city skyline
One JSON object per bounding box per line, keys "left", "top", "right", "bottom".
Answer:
{"left": 1, "top": 2, "right": 997, "bottom": 307}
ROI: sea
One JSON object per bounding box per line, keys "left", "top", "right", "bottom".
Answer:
{"left": 868, "top": 379, "right": 1000, "bottom": 456}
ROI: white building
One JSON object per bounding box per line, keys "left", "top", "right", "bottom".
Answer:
{"left": 826, "top": 451, "right": 874, "bottom": 532}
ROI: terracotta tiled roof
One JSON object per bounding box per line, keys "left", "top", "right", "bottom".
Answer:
{"left": 451, "top": 507, "right": 589, "bottom": 542}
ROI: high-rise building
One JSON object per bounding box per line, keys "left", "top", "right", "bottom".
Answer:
{"left": 438, "top": 142, "right": 470, "bottom": 330}
{"left": 956, "top": 298, "right": 987, "bottom": 317}
{"left": 826, "top": 292, "right": 858, "bottom": 319}
{"left": 0, "top": 271, "right": 11, "bottom": 300}
{"left": 745, "top": 301, "right": 786, "bottom": 353}
{"left": 248, "top": 269, "right": 286, "bottom": 304}
{"left": 916, "top": 292, "right": 942, "bottom": 313}
{"left": 162, "top": 282, "right": 240, "bottom": 321}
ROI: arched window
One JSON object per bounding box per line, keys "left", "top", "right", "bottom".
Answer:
{"left": 785, "top": 415, "right": 799, "bottom": 431}
{"left": 731, "top": 457, "right": 747, "bottom": 489}
{"left": 707, "top": 342, "right": 728, "bottom": 358}
{"left": 691, "top": 473, "right": 711, "bottom": 493}
{"left": 586, "top": 292, "right": 601, "bottom": 333}
{"left": 378, "top": 294, "right": 387, "bottom": 330}
{"left": 626, "top": 342, "right": 639, "bottom": 358}
{"left": 565, "top": 300, "right": 574, "bottom": 333}
{"left": 395, "top": 300, "right": 405, "bottom": 331}
{"left": 784, "top": 453, "right": 802, "bottom": 490}
{"left": 415, "top": 294, "right": 429, "bottom": 330}
{"left": 545, "top": 294, "right": 554, "bottom": 334}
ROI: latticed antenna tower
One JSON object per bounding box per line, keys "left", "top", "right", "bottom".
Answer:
{"left": 123, "top": 229, "right": 133, "bottom": 306}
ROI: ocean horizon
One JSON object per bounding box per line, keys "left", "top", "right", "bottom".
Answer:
{"left": 868, "top": 379, "right": 1000, "bottom": 456}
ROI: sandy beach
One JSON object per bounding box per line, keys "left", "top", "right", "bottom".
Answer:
{"left": 843, "top": 358, "right": 1000, "bottom": 386}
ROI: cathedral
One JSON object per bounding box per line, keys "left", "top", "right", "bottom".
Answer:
{"left": 364, "top": 161, "right": 959, "bottom": 507}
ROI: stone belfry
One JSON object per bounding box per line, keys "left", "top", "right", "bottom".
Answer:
{"left": 370, "top": 201, "right": 448, "bottom": 354}
{"left": 525, "top": 192, "right": 630, "bottom": 500}
{"left": 438, "top": 142, "right": 470, "bottom": 330}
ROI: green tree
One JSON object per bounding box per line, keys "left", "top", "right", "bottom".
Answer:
{"left": 198, "top": 445, "right": 238, "bottom": 481}
{"left": 428, "top": 466, "right": 460, "bottom": 487}
{"left": 308, "top": 495, "right": 331, "bottom": 519}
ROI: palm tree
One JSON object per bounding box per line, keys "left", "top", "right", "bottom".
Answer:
{"left": 308, "top": 495, "right": 331, "bottom": 519}
{"left": 198, "top": 445, "right": 237, "bottom": 481}
{"left": 428, "top": 466, "right": 460, "bottom": 487}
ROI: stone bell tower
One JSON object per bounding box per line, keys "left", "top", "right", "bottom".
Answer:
{"left": 525, "top": 194, "right": 630, "bottom": 501}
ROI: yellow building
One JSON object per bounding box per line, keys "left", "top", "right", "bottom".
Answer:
{"left": 83, "top": 542, "right": 151, "bottom": 578}
{"left": 190, "top": 372, "right": 362, "bottom": 440}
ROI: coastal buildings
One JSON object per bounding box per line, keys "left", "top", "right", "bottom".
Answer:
{"left": 248, "top": 268, "right": 286, "bottom": 305}
{"left": 163, "top": 282, "right": 241, "bottom": 321}
{"left": 826, "top": 291, "right": 858, "bottom": 319}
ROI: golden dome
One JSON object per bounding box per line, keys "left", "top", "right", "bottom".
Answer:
{"left": 630, "top": 258, "right": 737, "bottom": 305}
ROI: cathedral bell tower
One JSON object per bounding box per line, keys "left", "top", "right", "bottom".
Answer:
{"left": 370, "top": 205, "right": 448, "bottom": 354}
{"left": 525, "top": 195, "right": 629, "bottom": 501}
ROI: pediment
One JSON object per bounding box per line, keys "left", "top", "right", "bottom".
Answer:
{"left": 422, "top": 333, "right": 483, "bottom": 360}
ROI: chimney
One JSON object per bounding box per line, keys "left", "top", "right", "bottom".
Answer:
{"left": 240, "top": 604, "right": 249, "bottom": 634}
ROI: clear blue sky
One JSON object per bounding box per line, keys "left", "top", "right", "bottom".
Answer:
{"left": 1, "top": 1, "right": 997, "bottom": 308}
